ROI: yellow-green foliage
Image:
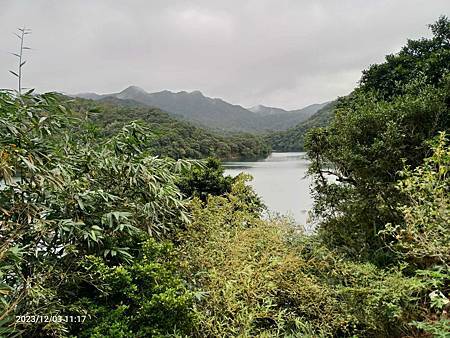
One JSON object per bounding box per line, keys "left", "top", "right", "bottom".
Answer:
{"left": 382, "top": 132, "right": 450, "bottom": 337}
{"left": 177, "top": 177, "right": 426, "bottom": 337}
{"left": 384, "top": 132, "right": 450, "bottom": 267}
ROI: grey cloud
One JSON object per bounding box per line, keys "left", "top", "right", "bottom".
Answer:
{"left": 0, "top": 0, "right": 449, "bottom": 109}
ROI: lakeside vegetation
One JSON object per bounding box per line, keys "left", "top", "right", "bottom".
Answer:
{"left": 0, "top": 16, "right": 449, "bottom": 338}
{"left": 69, "top": 96, "right": 271, "bottom": 161}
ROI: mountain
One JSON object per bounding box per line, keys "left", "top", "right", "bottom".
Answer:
{"left": 74, "top": 86, "right": 329, "bottom": 133}
{"left": 97, "top": 86, "right": 259, "bottom": 132}
{"left": 249, "top": 105, "right": 288, "bottom": 115}
{"left": 255, "top": 102, "right": 330, "bottom": 131}
{"left": 267, "top": 100, "right": 338, "bottom": 151}
{"left": 75, "top": 92, "right": 104, "bottom": 100}
{"left": 290, "top": 102, "right": 329, "bottom": 119}
{"left": 68, "top": 96, "right": 270, "bottom": 160}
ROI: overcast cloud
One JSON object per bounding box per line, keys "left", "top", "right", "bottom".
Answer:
{"left": 0, "top": 1, "right": 449, "bottom": 109}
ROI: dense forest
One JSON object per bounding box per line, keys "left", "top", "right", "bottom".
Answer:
{"left": 267, "top": 100, "right": 337, "bottom": 151}
{"left": 68, "top": 96, "right": 271, "bottom": 161}
{"left": 0, "top": 16, "right": 449, "bottom": 338}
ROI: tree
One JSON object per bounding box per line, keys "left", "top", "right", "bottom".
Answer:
{"left": 306, "top": 17, "right": 450, "bottom": 261}
{"left": 177, "top": 157, "right": 233, "bottom": 201}
{"left": 0, "top": 91, "right": 195, "bottom": 336}
{"left": 360, "top": 16, "right": 450, "bottom": 100}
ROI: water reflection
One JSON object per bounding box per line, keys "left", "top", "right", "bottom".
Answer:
{"left": 224, "top": 152, "right": 314, "bottom": 229}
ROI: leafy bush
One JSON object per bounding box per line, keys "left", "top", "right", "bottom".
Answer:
{"left": 306, "top": 17, "right": 450, "bottom": 261}
{"left": 0, "top": 91, "right": 196, "bottom": 336}
{"left": 177, "top": 180, "right": 428, "bottom": 337}
{"left": 382, "top": 133, "right": 450, "bottom": 337}
{"left": 177, "top": 157, "right": 233, "bottom": 201}
{"left": 382, "top": 132, "right": 450, "bottom": 267}
{"left": 73, "top": 238, "right": 194, "bottom": 338}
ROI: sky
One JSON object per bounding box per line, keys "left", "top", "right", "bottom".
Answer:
{"left": 0, "top": 1, "right": 449, "bottom": 110}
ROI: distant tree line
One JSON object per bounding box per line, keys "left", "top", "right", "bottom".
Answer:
{"left": 69, "top": 96, "right": 271, "bottom": 161}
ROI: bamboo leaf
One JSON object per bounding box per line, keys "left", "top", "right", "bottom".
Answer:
{"left": 90, "top": 230, "right": 97, "bottom": 242}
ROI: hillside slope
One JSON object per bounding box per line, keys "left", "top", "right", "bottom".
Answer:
{"left": 69, "top": 96, "right": 271, "bottom": 160}
{"left": 256, "top": 102, "right": 330, "bottom": 131}
{"left": 267, "top": 100, "right": 337, "bottom": 151}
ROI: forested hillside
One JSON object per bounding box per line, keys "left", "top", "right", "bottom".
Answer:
{"left": 1, "top": 16, "right": 449, "bottom": 338}
{"left": 267, "top": 100, "right": 337, "bottom": 151}
{"left": 252, "top": 101, "right": 330, "bottom": 132}
{"left": 68, "top": 96, "right": 271, "bottom": 160}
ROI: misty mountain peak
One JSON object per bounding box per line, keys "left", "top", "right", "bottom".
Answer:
{"left": 73, "top": 87, "right": 328, "bottom": 132}
{"left": 115, "top": 85, "right": 148, "bottom": 100}
{"left": 190, "top": 90, "right": 204, "bottom": 97}
{"left": 249, "top": 105, "right": 288, "bottom": 116}
{"left": 120, "top": 85, "right": 147, "bottom": 94}
{"left": 249, "top": 104, "right": 264, "bottom": 113}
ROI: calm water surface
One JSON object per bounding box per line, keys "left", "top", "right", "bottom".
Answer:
{"left": 224, "top": 152, "right": 313, "bottom": 228}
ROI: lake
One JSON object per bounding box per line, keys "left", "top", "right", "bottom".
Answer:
{"left": 224, "top": 152, "right": 314, "bottom": 229}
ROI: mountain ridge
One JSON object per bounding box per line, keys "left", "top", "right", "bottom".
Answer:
{"left": 267, "top": 100, "right": 338, "bottom": 151}
{"left": 74, "top": 86, "right": 330, "bottom": 132}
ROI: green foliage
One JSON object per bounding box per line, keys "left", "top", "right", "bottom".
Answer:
{"left": 177, "top": 157, "right": 234, "bottom": 201}
{"left": 0, "top": 91, "right": 195, "bottom": 336}
{"left": 177, "top": 183, "right": 428, "bottom": 337}
{"left": 306, "top": 18, "right": 450, "bottom": 260}
{"left": 74, "top": 238, "right": 194, "bottom": 338}
{"left": 382, "top": 132, "right": 450, "bottom": 267}
{"left": 2, "top": 16, "right": 450, "bottom": 338}
{"left": 267, "top": 101, "right": 337, "bottom": 152}
{"left": 413, "top": 319, "right": 450, "bottom": 338}
{"left": 302, "top": 18, "right": 450, "bottom": 337}
{"left": 381, "top": 134, "right": 450, "bottom": 337}
{"left": 360, "top": 16, "right": 450, "bottom": 100}
{"left": 70, "top": 97, "right": 271, "bottom": 161}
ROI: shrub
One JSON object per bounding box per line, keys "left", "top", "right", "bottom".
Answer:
{"left": 73, "top": 239, "right": 194, "bottom": 338}
{"left": 0, "top": 91, "right": 196, "bottom": 336}
{"left": 177, "top": 180, "right": 427, "bottom": 337}
{"left": 382, "top": 132, "right": 450, "bottom": 267}
{"left": 382, "top": 133, "right": 450, "bottom": 337}
{"left": 177, "top": 157, "right": 233, "bottom": 201}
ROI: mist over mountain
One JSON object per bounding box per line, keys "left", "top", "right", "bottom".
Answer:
{"left": 74, "top": 86, "right": 328, "bottom": 132}
{"left": 75, "top": 92, "right": 104, "bottom": 100}
{"left": 249, "top": 105, "right": 288, "bottom": 116}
